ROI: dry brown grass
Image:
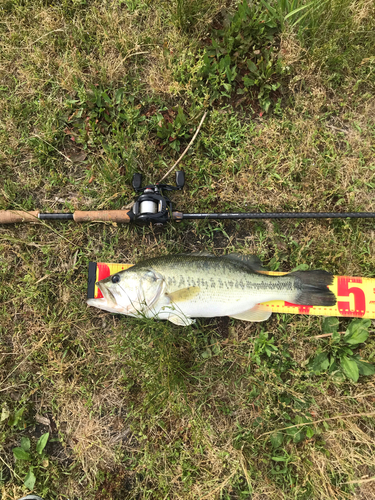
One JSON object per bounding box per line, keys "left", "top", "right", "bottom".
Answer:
{"left": 350, "top": 0, "right": 375, "bottom": 28}
{"left": 56, "top": 397, "right": 119, "bottom": 480}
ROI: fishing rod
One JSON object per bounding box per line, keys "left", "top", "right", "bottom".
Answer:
{"left": 1, "top": 171, "right": 375, "bottom": 225}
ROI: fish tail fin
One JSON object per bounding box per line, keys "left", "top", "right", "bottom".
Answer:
{"left": 289, "top": 270, "right": 336, "bottom": 306}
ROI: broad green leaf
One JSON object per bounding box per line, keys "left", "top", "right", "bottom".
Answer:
{"left": 331, "top": 331, "right": 341, "bottom": 343}
{"left": 305, "top": 427, "right": 315, "bottom": 438}
{"left": 270, "top": 432, "right": 284, "bottom": 448}
{"left": 20, "top": 437, "right": 30, "bottom": 452}
{"left": 247, "top": 60, "right": 258, "bottom": 73}
{"left": 322, "top": 317, "right": 339, "bottom": 334}
{"left": 272, "top": 456, "right": 287, "bottom": 461}
{"left": 329, "top": 356, "right": 336, "bottom": 368}
{"left": 243, "top": 76, "right": 255, "bottom": 87}
{"left": 354, "top": 358, "right": 375, "bottom": 376}
{"left": 331, "top": 369, "right": 346, "bottom": 382}
{"left": 346, "top": 318, "right": 371, "bottom": 335}
{"left": 201, "top": 348, "right": 212, "bottom": 359}
{"left": 9, "top": 407, "right": 25, "bottom": 427}
{"left": 310, "top": 352, "right": 329, "bottom": 373}
{"left": 344, "top": 319, "right": 370, "bottom": 345}
{"left": 170, "top": 140, "right": 181, "bottom": 152}
{"left": 262, "top": 99, "right": 271, "bottom": 113}
{"left": 340, "top": 356, "right": 359, "bottom": 382}
{"left": 212, "top": 342, "right": 221, "bottom": 355}
{"left": 13, "top": 447, "right": 30, "bottom": 460}
{"left": 115, "top": 88, "right": 124, "bottom": 105}
{"left": 102, "top": 92, "right": 111, "bottom": 104}
{"left": 345, "top": 330, "right": 369, "bottom": 345}
{"left": 253, "top": 416, "right": 264, "bottom": 428}
{"left": 341, "top": 346, "right": 354, "bottom": 356}
{"left": 36, "top": 432, "right": 49, "bottom": 454}
{"left": 286, "top": 427, "right": 304, "bottom": 443}
{"left": 291, "top": 263, "right": 309, "bottom": 271}
{"left": 24, "top": 469, "right": 36, "bottom": 490}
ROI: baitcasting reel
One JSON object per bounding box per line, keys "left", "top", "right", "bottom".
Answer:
{"left": 129, "top": 171, "right": 185, "bottom": 225}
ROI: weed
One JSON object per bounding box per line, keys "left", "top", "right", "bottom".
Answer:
{"left": 12, "top": 433, "right": 49, "bottom": 490}
{"left": 252, "top": 330, "right": 278, "bottom": 364}
{"left": 309, "top": 318, "right": 375, "bottom": 382}
{"left": 174, "top": 0, "right": 288, "bottom": 111}
{"left": 155, "top": 105, "right": 192, "bottom": 152}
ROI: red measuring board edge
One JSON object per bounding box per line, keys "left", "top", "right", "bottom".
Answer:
{"left": 87, "top": 263, "right": 129, "bottom": 300}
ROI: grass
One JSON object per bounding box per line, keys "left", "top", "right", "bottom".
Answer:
{"left": 1, "top": 0, "right": 375, "bottom": 498}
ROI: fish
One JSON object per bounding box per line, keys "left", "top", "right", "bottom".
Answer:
{"left": 86, "top": 253, "right": 336, "bottom": 326}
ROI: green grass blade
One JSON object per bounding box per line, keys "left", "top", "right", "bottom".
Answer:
{"left": 284, "top": 2, "right": 313, "bottom": 21}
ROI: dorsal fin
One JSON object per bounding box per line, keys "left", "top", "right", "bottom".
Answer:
{"left": 221, "top": 253, "right": 268, "bottom": 272}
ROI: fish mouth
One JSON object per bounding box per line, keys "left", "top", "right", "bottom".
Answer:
{"left": 96, "top": 282, "right": 117, "bottom": 306}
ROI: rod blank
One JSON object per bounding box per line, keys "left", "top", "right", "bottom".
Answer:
{"left": 181, "top": 212, "right": 375, "bottom": 220}
{"left": 39, "top": 213, "right": 74, "bottom": 220}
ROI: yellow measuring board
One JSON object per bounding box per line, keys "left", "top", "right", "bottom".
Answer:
{"left": 87, "top": 262, "right": 375, "bottom": 319}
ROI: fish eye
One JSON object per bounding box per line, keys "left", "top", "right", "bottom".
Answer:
{"left": 111, "top": 274, "right": 120, "bottom": 283}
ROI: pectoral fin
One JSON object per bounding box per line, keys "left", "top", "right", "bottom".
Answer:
{"left": 168, "top": 314, "right": 196, "bottom": 326}
{"left": 230, "top": 305, "right": 272, "bottom": 322}
{"left": 166, "top": 286, "right": 200, "bottom": 303}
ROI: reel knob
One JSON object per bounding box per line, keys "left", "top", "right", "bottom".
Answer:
{"left": 132, "top": 173, "right": 142, "bottom": 191}
{"left": 175, "top": 171, "right": 185, "bottom": 189}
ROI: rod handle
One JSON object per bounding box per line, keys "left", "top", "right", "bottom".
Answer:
{"left": 73, "top": 210, "right": 131, "bottom": 223}
{"left": 0, "top": 211, "right": 40, "bottom": 223}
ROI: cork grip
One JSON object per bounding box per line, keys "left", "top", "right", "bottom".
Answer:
{"left": 73, "top": 210, "right": 131, "bottom": 223}
{"left": 0, "top": 211, "right": 40, "bottom": 223}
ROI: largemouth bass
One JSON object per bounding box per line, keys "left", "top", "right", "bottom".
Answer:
{"left": 87, "top": 253, "right": 336, "bottom": 325}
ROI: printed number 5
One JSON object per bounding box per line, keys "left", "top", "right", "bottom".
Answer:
{"left": 337, "top": 277, "right": 366, "bottom": 317}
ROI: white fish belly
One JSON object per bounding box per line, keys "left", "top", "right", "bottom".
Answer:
{"left": 149, "top": 285, "right": 298, "bottom": 320}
